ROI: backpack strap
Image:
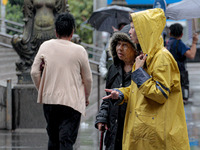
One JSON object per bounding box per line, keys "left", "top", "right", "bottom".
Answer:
{"left": 174, "top": 40, "right": 185, "bottom": 63}
{"left": 175, "top": 40, "right": 179, "bottom": 54}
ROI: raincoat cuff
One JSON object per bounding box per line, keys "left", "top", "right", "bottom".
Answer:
{"left": 132, "top": 67, "right": 151, "bottom": 88}
{"left": 113, "top": 89, "right": 124, "bottom": 106}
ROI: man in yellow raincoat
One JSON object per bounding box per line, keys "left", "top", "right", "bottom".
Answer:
{"left": 103, "top": 8, "right": 190, "bottom": 150}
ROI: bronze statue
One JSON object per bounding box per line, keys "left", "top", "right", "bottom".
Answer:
{"left": 12, "top": 0, "right": 68, "bottom": 83}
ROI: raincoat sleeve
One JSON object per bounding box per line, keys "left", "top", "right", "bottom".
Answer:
{"left": 114, "top": 85, "right": 131, "bottom": 105}
{"left": 132, "top": 66, "right": 172, "bottom": 104}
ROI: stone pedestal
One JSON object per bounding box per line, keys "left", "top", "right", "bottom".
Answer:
{"left": 12, "top": 84, "right": 46, "bottom": 129}
{"left": 17, "top": 71, "right": 33, "bottom": 84}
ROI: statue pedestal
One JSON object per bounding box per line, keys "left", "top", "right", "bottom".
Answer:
{"left": 17, "top": 71, "right": 33, "bottom": 84}
{"left": 12, "top": 84, "right": 46, "bottom": 129}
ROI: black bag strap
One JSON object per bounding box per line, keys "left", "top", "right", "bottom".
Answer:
{"left": 175, "top": 40, "right": 179, "bottom": 54}
{"left": 173, "top": 40, "right": 183, "bottom": 60}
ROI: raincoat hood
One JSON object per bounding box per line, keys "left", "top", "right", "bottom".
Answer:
{"left": 130, "top": 8, "right": 166, "bottom": 65}
{"left": 109, "top": 29, "right": 136, "bottom": 65}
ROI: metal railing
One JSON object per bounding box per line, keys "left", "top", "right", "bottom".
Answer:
{"left": 81, "top": 42, "right": 104, "bottom": 108}
{"left": 0, "top": 18, "right": 24, "bottom": 35}
{"left": 81, "top": 42, "right": 104, "bottom": 62}
{"left": 0, "top": 32, "right": 13, "bottom": 48}
{"left": 0, "top": 19, "right": 23, "bottom": 48}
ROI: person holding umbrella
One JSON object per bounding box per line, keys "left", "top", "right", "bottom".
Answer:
{"left": 95, "top": 24, "right": 138, "bottom": 150}
{"left": 102, "top": 8, "right": 190, "bottom": 150}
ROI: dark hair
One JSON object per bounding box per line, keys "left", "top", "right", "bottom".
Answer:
{"left": 55, "top": 12, "right": 75, "bottom": 37}
{"left": 129, "top": 14, "right": 133, "bottom": 22}
{"left": 169, "top": 23, "right": 183, "bottom": 38}
{"left": 118, "top": 23, "right": 127, "bottom": 30}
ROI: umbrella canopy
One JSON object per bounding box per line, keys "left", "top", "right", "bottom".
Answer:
{"left": 87, "top": 5, "right": 134, "bottom": 33}
{"left": 166, "top": 0, "right": 200, "bottom": 20}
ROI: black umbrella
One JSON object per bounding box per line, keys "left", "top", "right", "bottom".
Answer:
{"left": 87, "top": 5, "right": 134, "bottom": 33}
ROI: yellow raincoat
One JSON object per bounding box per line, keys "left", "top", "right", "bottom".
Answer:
{"left": 118, "top": 8, "right": 190, "bottom": 150}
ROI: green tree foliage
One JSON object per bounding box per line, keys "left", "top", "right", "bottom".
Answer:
{"left": 3, "top": 1, "right": 23, "bottom": 35}
{"left": 6, "top": 2, "right": 23, "bottom": 23}
{"left": 0, "top": 0, "right": 24, "bottom": 35}
{"left": 9, "top": 0, "right": 23, "bottom": 6}
{"left": 68, "top": 0, "right": 93, "bottom": 43}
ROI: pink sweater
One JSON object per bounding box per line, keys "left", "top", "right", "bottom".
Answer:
{"left": 31, "top": 39, "right": 93, "bottom": 116}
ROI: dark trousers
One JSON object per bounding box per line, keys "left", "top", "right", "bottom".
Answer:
{"left": 43, "top": 104, "right": 81, "bottom": 150}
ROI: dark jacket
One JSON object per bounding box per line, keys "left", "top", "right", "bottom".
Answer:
{"left": 95, "top": 64, "right": 131, "bottom": 150}
{"left": 95, "top": 30, "right": 135, "bottom": 150}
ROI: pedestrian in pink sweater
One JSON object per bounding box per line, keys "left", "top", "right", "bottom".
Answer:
{"left": 31, "top": 12, "right": 93, "bottom": 150}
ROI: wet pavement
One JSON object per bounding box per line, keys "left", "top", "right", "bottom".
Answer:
{"left": 0, "top": 63, "right": 200, "bottom": 150}
{"left": 0, "top": 129, "right": 47, "bottom": 149}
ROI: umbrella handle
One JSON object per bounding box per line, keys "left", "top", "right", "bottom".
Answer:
{"left": 192, "top": 19, "right": 197, "bottom": 33}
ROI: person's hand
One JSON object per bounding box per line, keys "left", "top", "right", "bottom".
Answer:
{"left": 192, "top": 33, "right": 199, "bottom": 44}
{"left": 135, "top": 53, "right": 148, "bottom": 70}
{"left": 102, "top": 89, "right": 119, "bottom": 100}
{"left": 97, "top": 123, "right": 108, "bottom": 131}
{"left": 86, "top": 99, "right": 89, "bottom": 107}
{"left": 112, "top": 26, "right": 119, "bottom": 32}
